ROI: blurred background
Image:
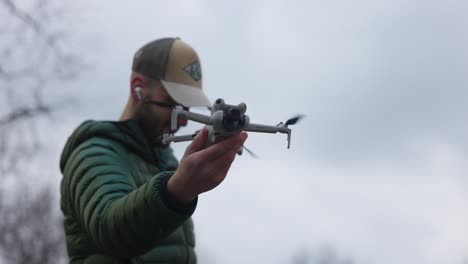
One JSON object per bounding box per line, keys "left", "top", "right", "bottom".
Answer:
{"left": 0, "top": 0, "right": 467, "bottom": 263}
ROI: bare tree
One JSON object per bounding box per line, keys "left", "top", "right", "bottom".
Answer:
{"left": 0, "top": 0, "right": 86, "bottom": 263}
{"left": 0, "top": 190, "right": 67, "bottom": 264}
{"left": 0, "top": 0, "right": 83, "bottom": 176}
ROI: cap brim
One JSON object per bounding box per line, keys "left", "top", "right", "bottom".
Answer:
{"left": 161, "top": 80, "right": 211, "bottom": 107}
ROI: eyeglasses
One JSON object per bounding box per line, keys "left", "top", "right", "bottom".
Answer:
{"left": 146, "top": 100, "right": 190, "bottom": 111}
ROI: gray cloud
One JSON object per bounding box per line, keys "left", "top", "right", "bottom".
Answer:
{"left": 39, "top": 0, "right": 468, "bottom": 263}
{"left": 227, "top": 0, "right": 468, "bottom": 162}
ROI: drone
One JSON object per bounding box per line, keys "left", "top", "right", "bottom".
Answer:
{"left": 162, "top": 98, "right": 303, "bottom": 155}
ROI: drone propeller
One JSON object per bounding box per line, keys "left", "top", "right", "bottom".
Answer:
{"left": 242, "top": 145, "right": 259, "bottom": 159}
{"left": 277, "top": 114, "right": 304, "bottom": 127}
{"left": 285, "top": 114, "right": 304, "bottom": 127}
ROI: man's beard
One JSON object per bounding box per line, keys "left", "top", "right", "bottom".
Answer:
{"left": 136, "top": 106, "right": 166, "bottom": 147}
{"left": 135, "top": 106, "right": 180, "bottom": 148}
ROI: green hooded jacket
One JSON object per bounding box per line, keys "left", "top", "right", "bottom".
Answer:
{"left": 60, "top": 119, "right": 197, "bottom": 264}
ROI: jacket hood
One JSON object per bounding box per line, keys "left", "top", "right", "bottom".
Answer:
{"left": 60, "top": 119, "right": 152, "bottom": 172}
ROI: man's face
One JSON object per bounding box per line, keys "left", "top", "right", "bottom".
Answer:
{"left": 136, "top": 81, "right": 188, "bottom": 146}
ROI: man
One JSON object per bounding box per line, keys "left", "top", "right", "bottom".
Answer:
{"left": 60, "top": 37, "right": 247, "bottom": 263}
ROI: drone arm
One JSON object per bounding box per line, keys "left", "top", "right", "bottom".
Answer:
{"left": 244, "top": 123, "right": 289, "bottom": 133}
{"left": 245, "top": 123, "right": 292, "bottom": 148}
{"left": 162, "top": 131, "right": 200, "bottom": 144}
{"left": 171, "top": 110, "right": 212, "bottom": 131}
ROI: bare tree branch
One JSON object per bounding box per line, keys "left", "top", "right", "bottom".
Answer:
{"left": 0, "top": 0, "right": 85, "bottom": 176}
{"left": 0, "top": 0, "right": 87, "bottom": 262}
{"left": 0, "top": 188, "right": 67, "bottom": 264}
{"left": 1, "top": 0, "right": 42, "bottom": 33}
{"left": 0, "top": 104, "right": 51, "bottom": 127}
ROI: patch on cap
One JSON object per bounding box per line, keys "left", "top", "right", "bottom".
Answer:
{"left": 183, "top": 61, "right": 202, "bottom": 81}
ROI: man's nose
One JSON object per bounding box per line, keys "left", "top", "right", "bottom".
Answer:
{"left": 177, "top": 116, "right": 188, "bottom": 127}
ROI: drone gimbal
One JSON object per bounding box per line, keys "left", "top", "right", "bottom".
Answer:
{"left": 162, "top": 98, "right": 301, "bottom": 154}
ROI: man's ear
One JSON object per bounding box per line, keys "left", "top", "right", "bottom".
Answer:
{"left": 130, "top": 76, "right": 144, "bottom": 101}
{"left": 135, "top": 87, "right": 143, "bottom": 100}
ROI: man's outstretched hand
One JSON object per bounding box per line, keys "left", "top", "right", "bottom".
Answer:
{"left": 167, "top": 127, "right": 248, "bottom": 205}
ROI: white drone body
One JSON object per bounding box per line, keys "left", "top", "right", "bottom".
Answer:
{"left": 162, "top": 98, "right": 301, "bottom": 155}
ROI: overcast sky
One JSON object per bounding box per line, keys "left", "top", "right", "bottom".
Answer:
{"left": 34, "top": 0, "right": 468, "bottom": 263}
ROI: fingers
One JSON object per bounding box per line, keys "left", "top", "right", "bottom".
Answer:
{"left": 184, "top": 127, "right": 208, "bottom": 157}
{"left": 198, "top": 132, "right": 248, "bottom": 160}
{"left": 215, "top": 145, "right": 238, "bottom": 170}
{"left": 240, "top": 131, "right": 248, "bottom": 141}
{"left": 175, "top": 132, "right": 249, "bottom": 198}
{"left": 213, "top": 136, "right": 247, "bottom": 175}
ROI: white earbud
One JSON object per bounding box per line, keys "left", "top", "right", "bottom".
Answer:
{"left": 135, "top": 86, "right": 142, "bottom": 100}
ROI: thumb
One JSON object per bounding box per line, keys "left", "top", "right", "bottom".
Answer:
{"left": 184, "top": 127, "right": 208, "bottom": 157}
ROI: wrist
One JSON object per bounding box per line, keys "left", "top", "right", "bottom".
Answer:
{"left": 167, "top": 173, "right": 194, "bottom": 206}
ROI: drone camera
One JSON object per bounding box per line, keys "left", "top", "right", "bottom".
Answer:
{"left": 222, "top": 107, "right": 246, "bottom": 131}
{"left": 230, "top": 108, "right": 240, "bottom": 117}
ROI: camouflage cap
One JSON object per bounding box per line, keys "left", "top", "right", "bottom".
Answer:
{"left": 132, "top": 37, "right": 211, "bottom": 107}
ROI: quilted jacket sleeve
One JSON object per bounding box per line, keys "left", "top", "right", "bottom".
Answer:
{"left": 62, "top": 137, "right": 196, "bottom": 257}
